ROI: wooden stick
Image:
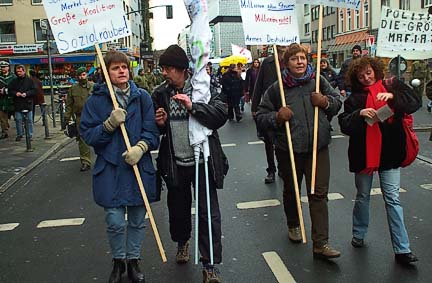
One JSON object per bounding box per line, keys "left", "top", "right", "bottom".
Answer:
{"left": 95, "top": 44, "right": 167, "bottom": 262}
{"left": 311, "top": 5, "right": 324, "bottom": 195}
{"left": 273, "top": 45, "right": 306, "bottom": 244}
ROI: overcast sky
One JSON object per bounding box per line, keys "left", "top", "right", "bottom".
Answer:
{"left": 149, "top": 0, "right": 191, "bottom": 50}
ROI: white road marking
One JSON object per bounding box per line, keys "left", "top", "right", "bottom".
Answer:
{"left": 0, "top": 223, "right": 19, "bottom": 232}
{"left": 248, "top": 141, "right": 264, "bottom": 145}
{"left": 237, "top": 199, "right": 280, "bottom": 209}
{"left": 60, "top": 157, "right": 81, "bottom": 162}
{"left": 262, "top": 251, "right": 296, "bottom": 283}
{"left": 222, "top": 143, "right": 236, "bottom": 147}
{"left": 331, "top": 135, "right": 345, "bottom": 139}
{"left": 301, "top": 193, "right": 344, "bottom": 203}
{"left": 420, "top": 184, "right": 432, "bottom": 191}
{"left": 370, "top": 188, "right": 407, "bottom": 196}
{"left": 36, "top": 218, "right": 85, "bottom": 228}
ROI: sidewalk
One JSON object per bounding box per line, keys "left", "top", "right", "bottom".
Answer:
{"left": 0, "top": 107, "right": 74, "bottom": 194}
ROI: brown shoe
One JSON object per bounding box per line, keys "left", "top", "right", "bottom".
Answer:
{"left": 288, "top": 227, "right": 302, "bottom": 243}
{"left": 176, "top": 240, "right": 190, "bottom": 264}
{"left": 202, "top": 265, "right": 221, "bottom": 283}
{"left": 313, "top": 244, "right": 341, "bottom": 259}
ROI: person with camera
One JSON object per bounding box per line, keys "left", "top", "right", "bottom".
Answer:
{"left": 65, "top": 66, "right": 93, "bottom": 171}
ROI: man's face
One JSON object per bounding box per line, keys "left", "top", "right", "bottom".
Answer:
{"left": 108, "top": 62, "right": 129, "bottom": 88}
{"left": 78, "top": 72, "right": 87, "bottom": 80}
{"left": 161, "top": 65, "right": 185, "bottom": 88}
{"left": 352, "top": 49, "right": 361, "bottom": 59}
{"left": 0, "top": 66, "right": 9, "bottom": 76}
{"left": 16, "top": 67, "right": 25, "bottom": 78}
{"left": 286, "top": 51, "right": 307, "bottom": 78}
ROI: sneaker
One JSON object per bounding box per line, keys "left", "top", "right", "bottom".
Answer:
{"left": 176, "top": 240, "right": 190, "bottom": 264}
{"left": 15, "top": 135, "right": 22, "bottom": 141}
{"left": 264, "top": 172, "right": 275, "bottom": 184}
{"left": 313, "top": 244, "right": 341, "bottom": 259}
{"left": 202, "top": 265, "right": 221, "bottom": 283}
{"left": 0, "top": 133, "right": 8, "bottom": 139}
{"left": 351, "top": 237, "right": 364, "bottom": 248}
{"left": 395, "top": 252, "right": 418, "bottom": 265}
{"left": 288, "top": 227, "right": 302, "bottom": 243}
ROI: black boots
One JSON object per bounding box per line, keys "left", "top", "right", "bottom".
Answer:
{"left": 109, "top": 259, "right": 125, "bottom": 283}
{"left": 127, "top": 259, "right": 145, "bottom": 283}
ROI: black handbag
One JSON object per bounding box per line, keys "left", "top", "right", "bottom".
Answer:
{"left": 64, "top": 122, "right": 78, "bottom": 138}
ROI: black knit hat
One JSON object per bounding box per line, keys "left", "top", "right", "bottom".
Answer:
{"left": 352, "top": 44, "right": 362, "bottom": 53}
{"left": 159, "top": 45, "right": 189, "bottom": 70}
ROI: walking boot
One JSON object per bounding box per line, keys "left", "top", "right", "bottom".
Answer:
{"left": 80, "top": 163, "right": 91, "bottom": 172}
{"left": 176, "top": 240, "right": 190, "bottom": 264}
{"left": 313, "top": 244, "right": 341, "bottom": 259}
{"left": 264, "top": 172, "right": 275, "bottom": 184}
{"left": 127, "top": 259, "right": 145, "bottom": 283}
{"left": 108, "top": 258, "right": 126, "bottom": 283}
{"left": 395, "top": 252, "right": 418, "bottom": 265}
{"left": 288, "top": 227, "right": 302, "bottom": 243}
{"left": 202, "top": 264, "right": 221, "bottom": 283}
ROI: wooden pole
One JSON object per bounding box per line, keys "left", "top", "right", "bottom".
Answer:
{"left": 95, "top": 44, "right": 167, "bottom": 262}
{"left": 311, "top": 5, "right": 324, "bottom": 195}
{"left": 273, "top": 45, "right": 306, "bottom": 243}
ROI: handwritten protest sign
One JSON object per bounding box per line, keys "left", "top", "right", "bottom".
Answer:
{"left": 295, "top": 0, "right": 361, "bottom": 10}
{"left": 238, "top": 0, "right": 299, "bottom": 45}
{"left": 376, "top": 6, "right": 432, "bottom": 60}
{"left": 42, "top": 0, "right": 130, "bottom": 54}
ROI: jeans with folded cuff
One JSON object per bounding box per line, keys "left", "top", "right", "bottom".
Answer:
{"left": 105, "top": 206, "right": 146, "bottom": 259}
{"left": 353, "top": 168, "right": 411, "bottom": 254}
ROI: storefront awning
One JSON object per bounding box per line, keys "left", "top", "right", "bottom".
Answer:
{"left": 8, "top": 53, "right": 96, "bottom": 65}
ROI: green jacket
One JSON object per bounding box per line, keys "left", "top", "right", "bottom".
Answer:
{"left": 65, "top": 81, "right": 93, "bottom": 121}
{"left": 0, "top": 72, "right": 16, "bottom": 112}
{"left": 133, "top": 74, "right": 149, "bottom": 91}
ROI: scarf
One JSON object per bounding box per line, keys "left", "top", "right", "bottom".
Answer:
{"left": 361, "top": 79, "right": 390, "bottom": 174}
{"left": 282, "top": 64, "right": 315, "bottom": 87}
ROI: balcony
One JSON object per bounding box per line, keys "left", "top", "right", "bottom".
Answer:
{"left": 0, "top": 33, "right": 16, "bottom": 44}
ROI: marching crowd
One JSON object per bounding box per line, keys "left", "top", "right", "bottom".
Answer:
{"left": 1, "top": 42, "right": 430, "bottom": 283}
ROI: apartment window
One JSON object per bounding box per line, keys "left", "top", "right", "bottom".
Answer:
{"left": 425, "top": 0, "right": 432, "bottom": 6}
{"left": 0, "top": 21, "right": 16, "bottom": 43}
{"left": 355, "top": 10, "right": 360, "bottom": 29}
{"left": 331, "top": 7, "right": 336, "bottom": 14}
{"left": 331, "top": 25, "right": 335, "bottom": 39}
{"left": 326, "top": 27, "right": 331, "bottom": 41}
{"left": 339, "top": 10, "right": 344, "bottom": 33}
{"left": 304, "top": 4, "right": 310, "bottom": 15}
{"left": 32, "top": 0, "right": 43, "bottom": 4}
{"left": 347, "top": 10, "right": 352, "bottom": 31}
{"left": 0, "top": 0, "right": 13, "bottom": 5}
{"left": 381, "top": 0, "right": 390, "bottom": 5}
{"left": 400, "top": 0, "right": 410, "bottom": 10}
{"left": 34, "top": 20, "right": 48, "bottom": 42}
{"left": 364, "top": 1, "right": 369, "bottom": 28}
{"left": 304, "top": 23, "right": 310, "bottom": 36}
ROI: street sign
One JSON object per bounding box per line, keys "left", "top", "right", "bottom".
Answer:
{"left": 389, "top": 56, "right": 407, "bottom": 76}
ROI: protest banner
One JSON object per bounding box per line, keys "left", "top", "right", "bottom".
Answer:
{"left": 295, "top": 0, "right": 361, "bottom": 10}
{"left": 42, "top": 0, "right": 167, "bottom": 262}
{"left": 42, "top": 0, "right": 131, "bottom": 54}
{"left": 376, "top": 6, "right": 432, "bottom": 60}
{"left": 231, "top": 44, "right": 252, "bottom": 63}
{"left": 238, "top": 0, "right": 299, "bottom": 45}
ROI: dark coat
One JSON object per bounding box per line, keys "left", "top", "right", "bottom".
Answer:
{"left": 321, "top": 68, "right": 338, "bottom": 89}
{"left": 338, "top": 79, "right": 421, "bottom": 173}
{"left": 152, "top": 81, "right": 229, "bottom": 189}
{"left": 336, "top": 57, "right": 353, "bottom": 92}
{"left": 8, "top": 75, "right": 36, "bottom": 112}
{"left": 80, "top": 82, "right": 160, "bottom": 208}
{"left": 221, "top": 70, "right": 243, "bottom": 105}
{"left": 251, "top": 55, "right": 277, "bottom": 113}
{"left": 257, "top": 75, "right": 342, "bottom": 153}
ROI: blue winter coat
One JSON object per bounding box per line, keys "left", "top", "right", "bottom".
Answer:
{"left": 80, "top": 81, "right": 160, "bottom": 208}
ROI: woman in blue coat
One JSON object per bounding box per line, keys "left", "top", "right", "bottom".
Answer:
{"left": 80, "top": 51, "right": 159, "bottom": 283}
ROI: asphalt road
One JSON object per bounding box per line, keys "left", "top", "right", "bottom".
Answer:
{"left": 0, "top": 103, "right": 431, "bottom": 283}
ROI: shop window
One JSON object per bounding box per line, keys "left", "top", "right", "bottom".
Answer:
{"left": 425, "top": 0, "right": 432, "bottom": 6}
{"left": 0, "top": 0, "right": 13, "bottom": 5}
{"left": 0, "top": 21, "right": 16, "bottom": 43}
{"left": 34, "top": 20, "right": 48, "bottom": 43}
{"left": 400, "top": 0, "right": 410, "bottom": 10}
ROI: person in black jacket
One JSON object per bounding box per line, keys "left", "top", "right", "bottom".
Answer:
{"left": 336, "top": 45, "right": 362, "bottom": 97}
{"left": 251, "top": 46, "right": 286, "bottom": 184}
{"left": 221, "top": 64, "right": 243, "bottom": 122}
{"left": 338, "top": 56, "right": 420, "bottom": 265}
{"left": 152, "top": 45, "right": 228, "bottom": 283}
{"left": 320, "top": 58, "right": 338, "bottom": 89}
{"left": 8, "top": 65, "right": 36, "bottom": 141}
{"left": 257, "top": 43, "right": 342, "bottom": 259}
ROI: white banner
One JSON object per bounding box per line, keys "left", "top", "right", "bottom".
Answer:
{"left": 231, "top": 44, "right": 252, "bottom": 63}
{"left": 376, "top": 6, "right": 432, "bottom": 60}
{"left": 238, "top": 0, "right": 299, "bottom": 45}
{"left": 42, "top": 0, "right": 130, "bottom": 54}
{"left": 295, "top": 0, "right": 361, "bottom": 10}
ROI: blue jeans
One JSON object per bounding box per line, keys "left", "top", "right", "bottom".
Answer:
{"left": 105, "top": 206, "right": 146, "bottom": 259}
{"left": 353, "top": 168, "right": 411, "bottom": 254}
{"left": 15, "top": 111, "right": 33, "bottom": 137}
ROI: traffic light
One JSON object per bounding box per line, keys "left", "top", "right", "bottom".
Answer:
{"left": 166, "top": 5, "right": 173, "bottom": 19}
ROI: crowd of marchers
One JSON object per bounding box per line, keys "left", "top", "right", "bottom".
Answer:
{"left": 2, "top": 42, "right": 431, "bottom": 283}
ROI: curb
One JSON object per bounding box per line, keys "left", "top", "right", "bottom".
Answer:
{"left": 0, "top": 137, "right": 74, "bottom": 195}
